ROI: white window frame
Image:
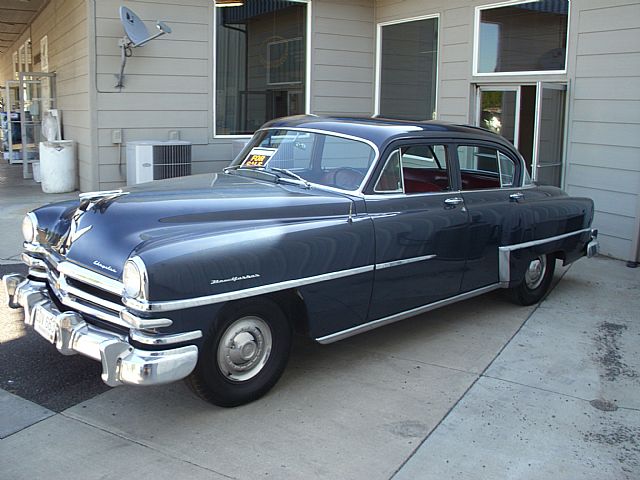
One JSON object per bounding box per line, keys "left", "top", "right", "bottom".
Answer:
{"left": 473, "top": 0, "right": 570, "bottom": 77}
{"left": 12, "top": 52, "right": 19, "bottom": 80}
{"left": 40, "top": 36, "right": 49, "bottom": 72}
{"left": 267, "top": 37, "right": 304, "bottom": 86}
{"left": 212, "top": 0, "right": 312, "bottom": 139}
{"left": 375, "top": 14, "right": 440, "bottom": 119}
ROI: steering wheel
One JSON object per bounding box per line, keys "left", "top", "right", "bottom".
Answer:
{"left": 328, "top": 168, "right": 365, "bottom": 190}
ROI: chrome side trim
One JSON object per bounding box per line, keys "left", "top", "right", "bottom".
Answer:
{"left": 124, "top": 264, "right": 375, "bottom": 313}
{"left": 129, "top": 329, "right": 202, "bottom": 346}
{"left": 316, "top": 283, "right": 500, "bottom": 344}
{"left": 57, "top": 261, "right": 124, "bottom": 296}
{"left": 376, "top": 254, "right": 436, "bottom": 270}
{"left": 120, "top": 310, "right": 173, "bottom": 329}
{"left": 498, "top": 228, "right": 592, "bottom": 286}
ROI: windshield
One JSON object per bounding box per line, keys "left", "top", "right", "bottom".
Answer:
{"left": 229, "top": 129, "right": 376, "bottom": 191}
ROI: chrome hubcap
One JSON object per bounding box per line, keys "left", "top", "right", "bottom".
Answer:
{"left": 524, "top": 255, "right": 547, "bottom": 290}
{"left": 217, "top": 316, "right": 272, "bottom": 382}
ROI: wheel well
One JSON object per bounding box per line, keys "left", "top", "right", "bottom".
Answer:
{"left": 266, "top": 289, "right": 310, "bottom": 336}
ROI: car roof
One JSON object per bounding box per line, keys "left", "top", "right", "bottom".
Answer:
{"left": 262, "top": 115, "right": 511, "bottom": 151}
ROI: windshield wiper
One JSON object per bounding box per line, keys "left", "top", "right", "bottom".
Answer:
{"left": 270, "top": 167, "right": 311, "bottom": 189}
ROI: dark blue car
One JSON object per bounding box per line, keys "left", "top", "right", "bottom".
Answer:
{"left": 3, "top": 116, "right": 599, "bottom": 406}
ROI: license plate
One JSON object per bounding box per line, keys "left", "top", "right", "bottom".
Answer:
{"left": 33, "top": 305, "right": 58, "bottom": 344}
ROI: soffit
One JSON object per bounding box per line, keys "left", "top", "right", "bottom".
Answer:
{"left": 0, "top": 0, "right": 47, "bottom": 54}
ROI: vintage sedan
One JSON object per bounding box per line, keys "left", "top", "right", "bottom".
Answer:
{"left": 3, "top": 116, "right": 599, "bottom": 406}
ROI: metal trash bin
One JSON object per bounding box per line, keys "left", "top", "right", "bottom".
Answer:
{"left": 39, "top": 140, "right": 76, "bottom": 193}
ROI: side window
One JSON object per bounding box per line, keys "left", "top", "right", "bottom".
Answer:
{"left": 375, "top": 144, "right": 450, "bottom": 194}
{"left": 375, "top": 149, "right": 403, "bottom": 193}
{"left": 458, "top": 145, "right": 517, "bottom": 190}
{"left": 401, "top": 145, "right": 450, "bottom": 193}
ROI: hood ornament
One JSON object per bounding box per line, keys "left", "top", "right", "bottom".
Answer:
{"left": 56, "top": 190, "right": 128, "bottom": 255}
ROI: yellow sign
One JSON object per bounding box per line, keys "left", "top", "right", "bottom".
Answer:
{"left": 241, "top": 147, "right": 277, "bottom": 168}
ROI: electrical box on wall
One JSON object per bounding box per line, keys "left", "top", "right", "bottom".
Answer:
{"left": 126, "top": 140, "right": 192, "bottom": 185}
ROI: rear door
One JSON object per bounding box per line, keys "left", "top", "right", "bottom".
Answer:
{"left": 455, "top": 142, "right": 526, "bottom": 290}
{"left": 365, "top": 142, "right": 469, "bottom": 320}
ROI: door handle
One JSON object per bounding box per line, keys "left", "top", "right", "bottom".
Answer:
{"left": 444, "top": 197, "right": 464, "bottom": 206}
{"left": 509, "top": 192, "right": 524, "bottom": 202}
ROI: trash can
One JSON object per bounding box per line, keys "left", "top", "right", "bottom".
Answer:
{"left": 39, "top": 140, "right": 76, "bottom": 193}
{"left": 32, "top": 161, "right": 41, "bottom": 183}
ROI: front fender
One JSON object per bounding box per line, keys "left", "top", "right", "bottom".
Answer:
{"left": 137, "top": 216, "right": 375, "bottom": 303}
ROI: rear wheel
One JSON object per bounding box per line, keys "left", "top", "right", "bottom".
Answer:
{"left": 507, "top": 253, "right": 555, "bottom": 306}
{"left": 186, "top": 298, "right": 292, "bottom": 407}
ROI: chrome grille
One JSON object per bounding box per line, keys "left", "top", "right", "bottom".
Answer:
{"left": 24, "top": 251, "right": 128, "bottom": 328}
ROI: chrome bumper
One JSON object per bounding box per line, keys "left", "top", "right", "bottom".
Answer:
{"left": 587, "top": 229, "right": 600, "bottom": 258}
{"left": 2, "top": 274, "right": 198, "bottom": 387}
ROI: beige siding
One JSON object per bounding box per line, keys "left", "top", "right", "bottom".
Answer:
{"left": 375, "top": 0, "right": 640, "bottom": 261}
{"left": 0, "top": 0, "right": 92, "bottom": 190}
{"left": 89, "top": 0, "right": 374, "bottom": 188}
{"left": 92, "top": 0, "right": 217, "bottom": 186}
{"left": 565, "top": 0, "right": 640, "bottom": 260}
{"left": 312, "top": 0, "right": 375, "bottom": 115}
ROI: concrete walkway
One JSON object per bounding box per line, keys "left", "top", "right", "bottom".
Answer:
{"left": 0, "top": 162, "right": 638, "bottom": 479}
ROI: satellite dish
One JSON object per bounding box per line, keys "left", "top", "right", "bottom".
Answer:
{"left": 115, "top": 6, "right": 172, "bottom": 89}
{"left": 120, "top": 7, "right": 151, "bottom": 46}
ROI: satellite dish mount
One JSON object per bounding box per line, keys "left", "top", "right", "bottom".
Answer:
{"left": 116, "top": 6, "right": 172, "bottom": 89}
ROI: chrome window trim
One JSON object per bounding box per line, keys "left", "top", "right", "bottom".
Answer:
{"left": 363, "top": 190, "right": 461, "bottom": 200}
{"left": 124, "top": 264, "right": 375, "bottom": 313}
{"left": 316, "top": 283, "right": 500, "bottom": 344}
{"left": 376, "top": 254, "right": 436, "bottom": 270}
{"left": 498, "top": 227, "right": 591, "bottom": 285}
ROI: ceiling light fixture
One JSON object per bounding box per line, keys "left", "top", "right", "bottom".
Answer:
{"left": 215, "top": 0, "right": 244, "bottom": 7}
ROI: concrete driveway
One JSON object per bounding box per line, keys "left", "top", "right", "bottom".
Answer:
{"left": 0, "top": 164, "right": 638, "bottom": 479}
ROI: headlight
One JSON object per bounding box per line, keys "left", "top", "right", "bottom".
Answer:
{"left": 123, "top": 258, "right": 145, "bottom": 298}
{"left": 22, "top": 213, "right": 37, "bottom": 243}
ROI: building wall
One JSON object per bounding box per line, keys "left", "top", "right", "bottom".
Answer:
{"left": 375, "top": 0, "right": 640, "bottom": 262}
{"left": 564, "top": 0, "right": 640, "bottom": 262}
{"left": 90, "top": 0, "right": 375, "bottom": 190}
{"left": 0, "top": 0, "right": 93, "bottom": 190}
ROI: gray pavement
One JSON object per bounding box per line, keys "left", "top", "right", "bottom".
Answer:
{"left": 0, "top": 162, "right": 638, "bottom": 479}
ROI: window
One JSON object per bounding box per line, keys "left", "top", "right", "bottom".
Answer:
{"left": 215, "top": 0, "right": 307, "bottom": 136}
{"left": 375, "top": 144, "right": 450, "bottom": 194}
{"left": 476, "top": 0, "right": 569, "bottom": 74}
{"left": 377, "top": 16, "right": 439, "bottom": 120}
{"left": 457, "top": 145, "right": 517, "bottom": 190}
{"left": 232, "top": 129, "right": 375, "bottom": 191}
{"left": 40, "top": 36, "right": 48, "bottom": 72}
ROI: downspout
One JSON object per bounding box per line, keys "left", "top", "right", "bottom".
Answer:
{"left": 628, "top": 192, "right": 640, "bottom": 268}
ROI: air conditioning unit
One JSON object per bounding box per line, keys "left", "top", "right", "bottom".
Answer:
{"left": 126, "top": 140, "right": 192, "bottom": 185}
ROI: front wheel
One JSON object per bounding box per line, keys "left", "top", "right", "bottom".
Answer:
{"left": 507, "top": 253, "right": 555, "bottom": 306}
{"left": 186, "top": 298, "right": 292, "bottom": 407}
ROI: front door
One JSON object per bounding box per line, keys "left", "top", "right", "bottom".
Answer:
{"left": 366, "top": 142, "right": 468, "bottom": 320}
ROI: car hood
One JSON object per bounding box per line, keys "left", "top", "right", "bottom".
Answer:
{"left": 49, "top": 173, "right": 354, "bottom": 279}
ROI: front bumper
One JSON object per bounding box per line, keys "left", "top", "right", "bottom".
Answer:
{"left": 2, "top": 274, "right": 198, "bottom": 387}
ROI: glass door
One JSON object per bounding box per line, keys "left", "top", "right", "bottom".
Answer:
{"left": 475, "top": 82, "right": 566, "bottom": 186}
{"left": 18, "top": 72, "right": 56, "bottom": 178}
{"left": 533, "top": 82, "right": 566, "bottom": 187}
{"left": 476, "top": 86, "right": 519, "bottom": 147}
